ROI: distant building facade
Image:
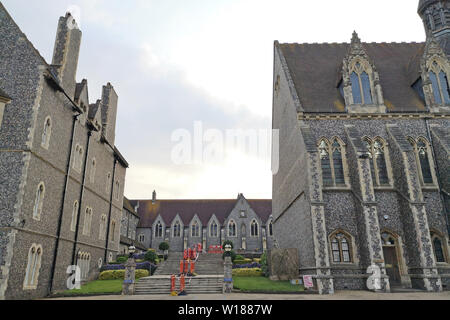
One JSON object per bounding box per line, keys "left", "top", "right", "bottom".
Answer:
{"left": 131, "top": 193, "right": 273, "bottom": 255}
{"left": 0, "top": 5, "right": 128, "bottom": 300}
{"left": 120, "top": 197, "right": 146, "bottom": 254}
{"left": 273, "top": 1, "right": 450, "bottom": 294}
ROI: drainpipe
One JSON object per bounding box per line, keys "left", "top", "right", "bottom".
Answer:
{"left": 104, "top": 158, "right": 118, "bottom": 262}
{"left": 424, "top": 117, "right": 449, "bottom": 236}
{"left": 71, "top": 130, "right": 93, "bottom": 266}
{"left": 48, "top": 113, "right": 79, "bottom": 295}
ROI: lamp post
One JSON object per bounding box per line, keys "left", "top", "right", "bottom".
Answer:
{"left": 223, "top": 244, "right": 233, "bottom": 293}
{"left": 122, "top": 246, "right": 137, "bottom": 295}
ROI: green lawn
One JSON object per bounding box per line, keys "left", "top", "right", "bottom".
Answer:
{"left": 233, "top": 276, "right": 305, "bottom": 293}
{"left": 59, "top": 280, "right": 123, "bottom": 296}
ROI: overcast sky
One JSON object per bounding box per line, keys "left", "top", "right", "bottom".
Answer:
{"left": 2, "top": 0, "right": 426, "bottom": 200}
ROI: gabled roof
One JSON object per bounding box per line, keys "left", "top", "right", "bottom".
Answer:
{"left": 123, "top": 197, "right": 139, "bottom": 218}
{"left": 131, "top": 198, "right": 272, "bottom": 228}
{"left": 277, "top": 41, "right": 427, "bottom": 113}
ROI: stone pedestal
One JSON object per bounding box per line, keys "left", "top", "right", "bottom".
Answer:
{"left": 122, "top": 257, "right": 136, "bottom": 295}
{"left": 223, "top": 255, "right": 233, "bottom": 293}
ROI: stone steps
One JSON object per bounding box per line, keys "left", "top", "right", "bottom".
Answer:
{"left": 135, "top": 275, "right": 224, "bottom": 295}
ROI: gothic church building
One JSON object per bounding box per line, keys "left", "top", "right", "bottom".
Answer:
{"left": 273, "top": 0, "right": 450, "bottom": 294}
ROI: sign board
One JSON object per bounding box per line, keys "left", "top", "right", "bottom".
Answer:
{"left": 303, "top": 275, "right": 314, "bottom": 288}
{"left": 290, "top": 279, "right": 303, "bottom": 286}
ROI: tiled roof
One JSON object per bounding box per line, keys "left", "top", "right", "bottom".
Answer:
{"left": 277, "top": 42, "right": 427, "bottom": 113}
{"left": 123, "top": 197, "right": 139, "bottom": 218}
{"left": 131, "top": 198, "right": 272, "bottom": 228}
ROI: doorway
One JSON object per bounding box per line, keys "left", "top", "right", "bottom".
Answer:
{"left": 381, "top": 232, "right": 402, "bottom": 287}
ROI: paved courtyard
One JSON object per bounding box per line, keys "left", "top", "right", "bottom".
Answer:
{"left": 47, "top": 290, "right": 450, "bottom": 300}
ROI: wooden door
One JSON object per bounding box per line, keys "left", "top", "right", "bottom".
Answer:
{"left": 383, "top": 246, "right": 401, "bottom": 286}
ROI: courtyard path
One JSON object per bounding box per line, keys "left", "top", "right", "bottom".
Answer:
{"left": 46, "top": 290, "right": 450, "bottom": 300}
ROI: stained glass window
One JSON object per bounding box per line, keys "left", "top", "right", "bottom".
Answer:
{"left": 433, "top": 237, "right": 446, "bottom": 263}
{"left": 331, "top": 233, "right": 352, "bottom": 263}
{"left": 351, "top": 72, "right": 362, "bottom": 104}
{"left": 438, "top": 71, "right": 450, "bottom": 104}
{"left": 361, "top": 72, "right": 373, "bottom": 104}
{"left": 430, "top": 71, "right": 442, "bottom": 104}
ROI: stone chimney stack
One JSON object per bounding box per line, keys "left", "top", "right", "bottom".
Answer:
{"left": 51, "top": 12, "right": 82, "bottom": 98}
{"left": 152, "top": 190, "right": 157, "bottom": 204}
{"left": 100, "top": 83, "right": 118, "bottom": 145}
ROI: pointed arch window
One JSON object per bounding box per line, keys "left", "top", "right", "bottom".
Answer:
{"left": 228, "top": 220, "right": 237, "bottom": 237}
{"left": 330, "top": 232, "right": 352, "bottom": 263}
{"left": 409, "top": 137, "right": 435, "bottom": 185}
{"left": 155, "top": 222, "right": 163, "bottom": 238}
{"left": 41, "top": 117, "right": 52, "bottom": 149}
{"left": 428, "top": 61, "right": 450, "bottom": 105}
{"left": 71, "top": 201, "right": 79, "bottom": 232}
{"left": 319, "top": 138, "right": 347, "bottom": 187}
{"left": 251, "top": 220, "right": 259, "bottom": 237}
{"left": 431, "top": 232, "right": 448, "bottom": 263}
{"left": 99, "top": 215, "right": 107, "bottom": 240}
{"left": 24, "top": 244, "right": 43, "bottom": 290}
{"left": 90, "top": 158, "right": 96, "bottom": 184}
{"left": 33, "top": 183, "right": 45, "bottom": 221}
{"left": 111, "top": 220, "right": 116, "bottom": 242}
{"left": 210, "top": 221, "right": 218, "bottom": 238}
{"left": 350, "top": 62, "right": 373, "bottom": 105}
{"left": 173, "top": 221, "right": 181, "bottom": 237}
{"left": 191, "top": 221, "right": 200, "bottom": 237}
{"left": 83, "top": 208, "right": 93, "bottom": 236}
{"left": 364, "top": 138, "right": 390, "bottom": 186}
{"left": 268, "top": 221, "right": 273, "bottom": 237}
{"left": 138, "top": 234, "right": 145, "bottom": 243}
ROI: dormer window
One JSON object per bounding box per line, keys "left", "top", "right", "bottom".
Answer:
{"left": 350, "top": 63, "right": 373, "bottom": 105}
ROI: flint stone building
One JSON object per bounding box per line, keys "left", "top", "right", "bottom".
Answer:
{"left": 131, "top": 193, "right": 274, "bottom": 255}
{"left": 0, "top": 4, "right": 128, "bottom": 300}
{"left": 120, "top": 197, "right": 146, "bottom": 255}
{"left": 273, "top": 0, "right": 450, "bottom": 294}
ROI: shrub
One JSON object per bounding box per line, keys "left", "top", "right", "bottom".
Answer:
{"left": 144, "top": 250, "right": 158, "bottom": 263}
{"left": 135, "top": 269, "right": 150, "bottom": 279}
{"left": 253, "top": 258, "right": 261, "bottom": 263}
{"left": 235, "top": 255, "right": 245, "bottom": 261}
{"left": 116, "top": 256, "right": 128, "bottom": 264}
{"left": 222, "top": 250, "right": 237, "bottom": 262}
{"left": 222, "top": 240, "right": 234, "bottom": 250}
{"left": 98, "top": 269, "right": 149, "bottom": 280}
{"left": 159, "top": 242, "right": 170, "bottom": 251}
{"left": 232, "top": 268, "right": 263, "bottom": 277}
{"left": 100, "top": 261, "right": 157, "bottom": 275}
{"left": 260, "top": 252, "right": 268, "bottom": 277}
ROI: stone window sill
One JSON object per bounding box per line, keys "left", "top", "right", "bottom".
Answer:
{"left": 323, "top": 186, "right": 351, "bottom": 191}
{"left": 331, "top": 263, "right": 359, "bottom": 269}
{"left": 373, "top": 186, "right": 395, "bottom": 191}
{"left": 421, "top": 186, "right": 439, "bottom": 191}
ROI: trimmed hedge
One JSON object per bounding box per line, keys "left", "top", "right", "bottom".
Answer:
{"left": 232, "top": 268, "right": 263, "bottom": 277}
{"left": 253, "top": 258, "right": 261, "bottom": 263}
{"left": 98, "top": 269, "right": 149, "bottom": 280}
{"left": 233, "top": 258, "right": 252, "bottom": 265}
{"left": 100, "top": 261, "right": 157, "bottom": 275}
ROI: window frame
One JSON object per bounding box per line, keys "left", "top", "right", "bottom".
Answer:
{"left": 33, "top": 183, "right": 45, "bottom": 221}
{"left": 23, "top": 244, "right": 43, "bottom": 290}
{"left": 41, "top": 116, "right": 52, "bottom": 149}
{"left": 408, "top": 137, "right": 437, "bottom": 187}
{"left": 228, "top": 220, "right": 237, "bottom": 237}
{"left": 363, "top": 137, "right": 392, "bottom": 187}
{"left": 329, "top": 231, "right": 354, "bottom": 264}
{"left": 318, "top": 138, "right": 349, "bottom": 188}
